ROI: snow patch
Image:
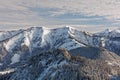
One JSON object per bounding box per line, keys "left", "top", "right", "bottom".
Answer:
{"left": 41, "top": 28, "right": 50, "bottom": 47}
{"left": 4, "top": 33, "right": 24, "bottom": 52}
{"left": 11, "top": 54, "right": 20, "bottom": 64}
{"left": 107, "top": 61, "right": 120, "bottom": 66}
{"left": 0, "top": 68, "right": 15, "bottom": 75}
{"left": 107, "top": 62, "right": 113, "bottom": 65}
{"left": 24, "top": 32, "right": 32, "bottom": 54}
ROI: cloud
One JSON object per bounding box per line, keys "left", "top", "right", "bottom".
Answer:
{"left": 21, "top": 0, "right": 120, "bottom": 19}
{"left": 0, "top": 0, "right": 120, "bottom": 28}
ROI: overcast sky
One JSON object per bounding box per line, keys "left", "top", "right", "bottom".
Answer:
{"left": 0, "top": 0, "right": 120, "bottom": 32}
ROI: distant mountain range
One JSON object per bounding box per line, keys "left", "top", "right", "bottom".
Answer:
{"left": 0, "top": 26, "right": 120, "bottom": 80}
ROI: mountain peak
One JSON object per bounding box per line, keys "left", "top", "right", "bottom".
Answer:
{"left": 97, "top": 28, "right": 120, "bottom": 37}
{"left": 62, "top": 25, "right": 70, "bottom": 28}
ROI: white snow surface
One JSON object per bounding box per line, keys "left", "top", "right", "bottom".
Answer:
{"left": 11, "top": 54, "right": 20, "bottom": 64}
{"left": 3, "top": 33, "right": 24, "bottom": 52}
{"left": 41, "top": 27, "right": 51, "bottom": 47}
{"left": 0, "top": 68, "right": 16, "bottom": 75}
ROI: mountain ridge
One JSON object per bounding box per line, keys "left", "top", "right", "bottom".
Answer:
{"left": 0, "top": 26, "right": 120, "bottom": 80}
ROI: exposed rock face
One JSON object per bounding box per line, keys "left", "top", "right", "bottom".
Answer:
{"left": 0, "top": 49, "right": 120, "bottom": 80}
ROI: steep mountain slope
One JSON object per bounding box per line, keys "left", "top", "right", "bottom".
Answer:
{"left": 96, "top": 28, "right": 120, "bottom": 55}
{"left": 0, "top": 26, "right": 102, "bottom": 52}
{"left": 0, "top": 26, "right": 103, "bottom": 69}
{"left": 0, "top": 30, "right": 23, "bottom": 42}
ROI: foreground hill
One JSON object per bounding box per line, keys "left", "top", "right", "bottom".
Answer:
{"left": 0, "top": 49, "right": 120, "bottom": 80}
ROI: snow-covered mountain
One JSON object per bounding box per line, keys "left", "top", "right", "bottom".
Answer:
{"left": 0, "top": 26, "right": 120, "bottom": 80}
{"left": 0, "top": 26, "right": 101, "bottom": 52}
{"left": 0, "top": 27, "right": 90, "bottom": 68}
{"left": 0, "top": 26, "right": 120, "bottom": 67}
{"left": 0, "top": 27, "right": 100, "bottom": 64}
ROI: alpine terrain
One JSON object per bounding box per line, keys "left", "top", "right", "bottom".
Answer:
{"left": 0, "top": 26, "right": 120, "bottom": 80}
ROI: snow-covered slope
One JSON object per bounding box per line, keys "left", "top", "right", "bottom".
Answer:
{"left": 0, "top": 26, "right": 103, "bottom": 69}
{"left": 96, "top": 28, "right": 120, "bottom": 38}
{"left": 0, "top": 26, "right": 101, "bottom": 53}
{"left": 0, "top": 26, "right": 120, "bottom": 68}
{"left": 0, "top": 30, "right": 23, "bottom": 42}
{"left": 96, "top": 28, "right": 120, "bottom": 55}
{"left": 1, "top": 27, "right": 83, "bottom": 51}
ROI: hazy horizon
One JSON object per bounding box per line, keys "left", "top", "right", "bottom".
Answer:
{"left": 0, "top": 25, "right": 119, "bottom": 33}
